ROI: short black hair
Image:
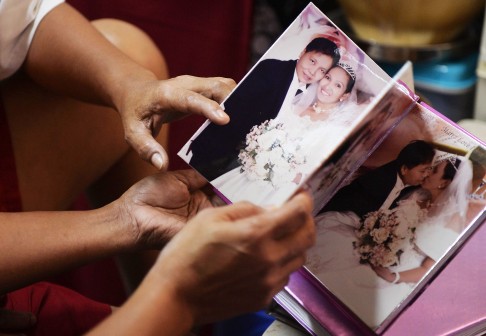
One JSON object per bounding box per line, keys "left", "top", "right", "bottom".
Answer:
{"left": 396, "top": 140, "right": 435, "bottom": 169}
{"left": 304, "top": 37, "right": 340, "bottom": 66}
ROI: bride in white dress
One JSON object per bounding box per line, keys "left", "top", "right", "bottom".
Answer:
{"left": 211, "top": 59, "right": 360, "bottom": 206}
{"left": 305, "top": 157, "right": 472, "bottom": 328}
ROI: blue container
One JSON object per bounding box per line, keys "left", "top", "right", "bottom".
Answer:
{"left": 379, "top": 53, "right": 478, "bottom": 122}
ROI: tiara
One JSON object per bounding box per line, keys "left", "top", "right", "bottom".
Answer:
{"left": 337, "top": 62, "right": 356, "bottom": 81}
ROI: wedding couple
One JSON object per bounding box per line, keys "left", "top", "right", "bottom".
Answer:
{"left": 306, "top": 140, "right": 472, "bottom": 327}
{"left": 188, "top": 35, "right": 362, "bottom": 206}
{"left": 188, "top": 36, "right": 339, "bottom": 180}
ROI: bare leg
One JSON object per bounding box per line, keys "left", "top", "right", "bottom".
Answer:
{"left": 2, "top": 19, "right": 169, "bottom": 294}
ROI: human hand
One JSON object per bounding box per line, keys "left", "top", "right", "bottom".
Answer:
{"left": 116, "top": 75, "right": 236, "bottom": 170}
{"left": 116, "top": 169, "right": 215, "bottom": 249}
{"left": 150, "top": 191, "right": 315, "bottom": 325}
{"left": 371, "top": 265, "right": 394, "bottom": 282}
{"left": 0, "top": 306, "right": 36, "bottom": 336}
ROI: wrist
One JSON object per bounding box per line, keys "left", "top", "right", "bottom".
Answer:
{"left": 108, "top": 66, "right": 157, "bottom": 112}
{"left": 392, "top": 272, "right": 400, "bottom": 284}
{"left": 142, "top": 269, "right": 196, "bottom": 334}
{"left": 93, "top": 201, "right": 138, "bottom": 253}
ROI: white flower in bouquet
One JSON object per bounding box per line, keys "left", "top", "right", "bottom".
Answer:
{"left": 238, "top": 119, "right": 307, "bottom": 188}
{"left": 370, "top": 226, "right": 391, "bottom": 244}
{"left": 353, "top": 200, "right": 428, "bottom": 267}
{"left": 394, "top": 220, "right": 411, "bottom": 239}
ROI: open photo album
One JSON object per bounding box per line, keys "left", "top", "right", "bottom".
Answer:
{"left": 178, "top": 3, "right": 486, "bottom": 335}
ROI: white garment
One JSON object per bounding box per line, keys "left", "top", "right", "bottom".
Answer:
{"left": 415, "top": 221, "right": 458, "bottom": 261}
{"left": 306, "top": 209, "right": 426, "bottom": 328}
{"left": 211, "top": 105, "right": 356, "bottom": 206}
{"left": 379, "top": 174, "right": 405, "bottom": 211}
{"left": 277, "top": 71, "right": 300, "bottom": 119}
{"left": 0, "top": 0, "right": 64, "bottom": 80}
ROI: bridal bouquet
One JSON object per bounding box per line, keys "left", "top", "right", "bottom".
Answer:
{"left": 353, "top": 204, "right": 425, "bottom": 267}
{"left": 238, "top": 119, "right": 306, "bottom": 188}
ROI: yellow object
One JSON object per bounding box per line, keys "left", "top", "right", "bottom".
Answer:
{"left": 338, "top": 0, "right": 485, "bottom": 46}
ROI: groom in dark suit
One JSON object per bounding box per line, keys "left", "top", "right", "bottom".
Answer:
{"left": 188, "top": 37, "right": 340, "bottom": 181}
{"left": 319, "top": 140, "right": 436, "bottom": 218}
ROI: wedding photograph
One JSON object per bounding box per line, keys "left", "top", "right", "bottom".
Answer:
{"left": 179, "top": 4, "right": 391, "bottom": 207}
{"left": 305, "top": 103, "right": 486, "bottom": 329}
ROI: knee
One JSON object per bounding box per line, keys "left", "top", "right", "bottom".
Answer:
{"left": 92, "top": 19, "right": 169, "bottom": 79}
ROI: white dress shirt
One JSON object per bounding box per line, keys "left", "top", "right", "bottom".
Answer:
{"left": 379, "top": 174, "right": 407, "bottom": 211}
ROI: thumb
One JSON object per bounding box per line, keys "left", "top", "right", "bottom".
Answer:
{"left": 173, "top": 169, "right": 209, "bottom": 192}
{"left": 125, "top": 127, "right": 169, "bottom": 171}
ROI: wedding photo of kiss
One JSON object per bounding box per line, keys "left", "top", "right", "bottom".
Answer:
{"left": 305, "top": 102, "right": 486, "bottom": 330}
{"left": 179, "top": 4, "right": 394, "bottom": 207}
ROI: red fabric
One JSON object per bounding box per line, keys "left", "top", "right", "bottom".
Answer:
{"left": 3, "top": 282, "right": 111, "bottom": 336}
{"left": 67, "top": 0, "right": 254, "bottom": 170}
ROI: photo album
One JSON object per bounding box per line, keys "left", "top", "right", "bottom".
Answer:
{"left": 178, "top": 3, "right": 486, "bottom": 335}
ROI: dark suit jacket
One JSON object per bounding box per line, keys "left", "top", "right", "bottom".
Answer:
{"left": 188, "top": 59, "right": 298, "bottom": 181}
{"left": 319, "top": 160, "right": 405, "bottom": 218}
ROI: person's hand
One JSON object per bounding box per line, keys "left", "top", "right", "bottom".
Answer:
{"left": 115, "top": 75, "right": 236, "bottom": 170}
{"left": 0, "top": 306, "right": 36, "bottom": 336}
{"left": 150, "top": 191, "right": 315, "bottom": 325}
{"left": 371, "top": 265, "right": 394, "bottom": 282}
{"left": 115, "top": 169, "right": 215, "bottom": 249}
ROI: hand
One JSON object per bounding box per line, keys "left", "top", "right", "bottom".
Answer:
{"left": 371, "top": 265, "right": 394, "bottom": 282}
{"left": 0, "top": 305, "right": 36, "bottom": 335}
{"left": 116, "top": 169, "right": 215, "bottom": 248}
{"left": 151, "top": 191, "right": 315, "bottom": 324}
{"left": 116, "top": 75, "right": 236, "bottom": 170}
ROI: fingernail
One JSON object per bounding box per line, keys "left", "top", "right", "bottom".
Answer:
{"left": 215, "top": 109, "right": 227, "bottom": 119}
{"left": 151, "top": 153, "right": 164, "bottom": 170}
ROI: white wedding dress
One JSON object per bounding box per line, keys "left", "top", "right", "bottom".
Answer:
{"left": 305, "top": 208, "right": 427, "bottom": 328}
{"left": 211, "top": 106, "right": 356, "bottom": 206}
{"left": 305, "top": 157, "right": 474, "bottom": 329}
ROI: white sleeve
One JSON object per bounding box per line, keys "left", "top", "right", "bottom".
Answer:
{"left": 0, "top": 0, "right": 65, "bottom": 80}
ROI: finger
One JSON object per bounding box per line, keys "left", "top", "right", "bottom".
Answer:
{"left": 266, "top": 192, "right": 313, "bottom": 240}
{"left": 204, "top": 201, "right": 264, "bottom": 224}
{"left": 124, "top": 125, "right": 169, "bottom": 170}
{"left": 170, "top": 88, "right": 229, "bottom": 125}
{"left": 264, "top": 212, "right": 314, "bottom": 271}
{"left": 161, "top": 77, "right": 233, "bottom": 124}
{"left": 170, "top": 76, "right": 236, "bottom": 104}
{"left": 276, "top": 221, "right": 315, "bottom": 266}
{"left": 263, "top": 254, "right": 307, "bottom": 303}
{"left": 0, "top": 309, "right": 36, "bottom": 331}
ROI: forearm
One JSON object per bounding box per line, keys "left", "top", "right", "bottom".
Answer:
{"left": 23, "top": 3, "right": 156, "bottom": 109}
{"left": 0, "top": 203, "right": 134, "bottom": 294}
{"left": 87, "top": 266, "right": 194, "bottom": 336}
{"left": 395, "top": 257, "right": 434, "bottom": 283}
